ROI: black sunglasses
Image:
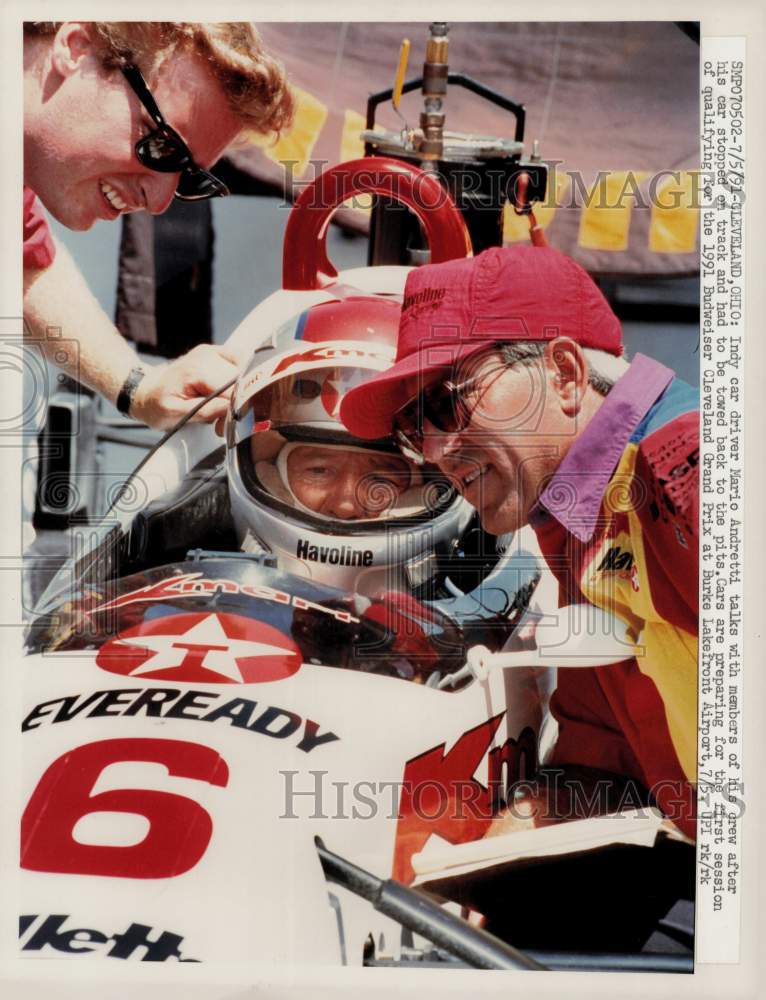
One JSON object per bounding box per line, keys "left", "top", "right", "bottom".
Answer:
{"left": 392, "top": 357, "right": 511, "bottom": 465}
{"left": 121, "top": 64, "right": 230, "bottom": 202}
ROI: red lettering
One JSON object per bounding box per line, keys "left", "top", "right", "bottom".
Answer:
{"left": 170, "top": 641, "right": 228, "bottom": 673}
{"left": 272, "top": 346, "right": 385, "bottom": 377}
{"left": 93, "top": 574, "right": 202, "bottom": 613}
{"left": 392, "top": 714, "right": 504, "bottom": 884}
{"left": 21, "top": 739, "right": 228, "bottom": 879}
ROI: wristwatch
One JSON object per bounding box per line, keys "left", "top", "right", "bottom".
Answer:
{"left": 116, "top": 366, "right": 147, "bottom": 416}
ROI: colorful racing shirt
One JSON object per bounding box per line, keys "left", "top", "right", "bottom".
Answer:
{"left": 530, "top": 353, "right": 698, "bottom": 837}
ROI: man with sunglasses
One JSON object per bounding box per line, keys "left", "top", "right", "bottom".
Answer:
{"left": 23, "top": 21, "right": 293, "bottom": 429}
{"left": 340, "top": 245, "right": 699, "bottom": 839}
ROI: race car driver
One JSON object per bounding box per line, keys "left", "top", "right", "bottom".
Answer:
{"left": 226, "top": 293, "right": 474, "bottom": 598}
{"left": 224, "top": 292, "right": 485, "bottom": 673}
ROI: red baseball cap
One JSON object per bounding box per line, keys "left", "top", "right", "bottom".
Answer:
{"left": 340, "top": 244, "right": 623, "bottom": 440}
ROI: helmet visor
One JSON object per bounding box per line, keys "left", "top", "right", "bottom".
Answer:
{"left": 230, "top": 366, "right": 456, "bottom": 530}
{"left": 233, "top": 365, "right": 382, "bottom": 435}
{"left": 277, "top": 441, "right": 414, "bottom": 521}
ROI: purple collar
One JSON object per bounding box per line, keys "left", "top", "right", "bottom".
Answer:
{"left": 531, "top": 353, "right": 674, "bottom": 543}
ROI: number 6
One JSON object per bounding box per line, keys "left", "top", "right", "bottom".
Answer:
{"left": 22, "top": 739, "right": 229, "bottom": 879}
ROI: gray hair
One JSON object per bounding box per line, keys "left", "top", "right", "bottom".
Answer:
{"left": 498, "top": 341, "right": 629, "bottom": 397}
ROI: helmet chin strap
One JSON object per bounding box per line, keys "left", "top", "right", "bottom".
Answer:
{"left": 275, "top": 440, "right": 415, "bottom": 522}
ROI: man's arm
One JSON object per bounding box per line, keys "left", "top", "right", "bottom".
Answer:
{"left": 23, "top": 237, "right": 241, "bottom": 430}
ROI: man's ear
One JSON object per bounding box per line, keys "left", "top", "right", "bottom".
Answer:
{"left": 50, "top": 23, "right": 95, "bottom": 80}
{"left": 544, "top": 338, "right": 589, "bottom": 417}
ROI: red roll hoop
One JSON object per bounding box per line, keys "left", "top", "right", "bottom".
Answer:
{"left": 282, "top": 157, "right": 472, "bottom": 290}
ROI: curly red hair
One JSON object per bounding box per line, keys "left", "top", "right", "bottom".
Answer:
{"left": 25, "top": 21, "right": 294, "bottom": 138}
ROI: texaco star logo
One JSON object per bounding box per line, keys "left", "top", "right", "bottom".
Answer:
{"left": 96, "top": 612, "right": 302, "bottom": 684}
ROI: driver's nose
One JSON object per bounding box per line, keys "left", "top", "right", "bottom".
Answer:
{"left": 324, "top": 469, "right": 365, "bottom": 520}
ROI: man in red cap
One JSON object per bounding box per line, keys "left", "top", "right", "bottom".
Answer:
{"left": 341, "top": 244, "right": 698, "bottom": 839}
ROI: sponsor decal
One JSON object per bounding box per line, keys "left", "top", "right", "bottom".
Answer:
{"left": 20, "top": 914, "right": 198, "bottom": 961}
{"left": 597, "top": 545, "right": 634, "bottom": 572}
{"left": 236, "top": 342, "right": 393, "bottom": 413}
{"left": 296, "top": 539, "right": 374, "bottom": 567}
{"left": 92, "top": 572, "right": 359, "bottom": 624}
{"left": 237, "top": 345, "right": 390, "bottom": 402}
{"left": 22, "top": 739, "right": 227, "bottom": 879}
{"left": 392, "top": 714, "right": 537, "bottom": 884}
{"left": 22, "top": 688, "right": 339, "bottom": 754}
{"left": 96, "top": 612, "right": 301, "bottom": 684}
{"left": 596, "top": 545, "right": 640, "bottom": 592}
{"left": 402, "top": 286, "right": 446, "bottom": 314}
{"left": 271, "top": 345, "right": 391, "bottom": 378}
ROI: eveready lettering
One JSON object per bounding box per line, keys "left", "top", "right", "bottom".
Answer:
{"left": 296, "top": 539, "right": 373, "bottom": 567}
{"left": 21, "top": 687, "right": 340, "bottom": 753}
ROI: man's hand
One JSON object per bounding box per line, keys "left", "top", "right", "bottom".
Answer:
{"left": 24, "top": 240, "right": 244, "bottom": 433}
{"left": 130, "top": 344, "right": 241, "bottom": 431}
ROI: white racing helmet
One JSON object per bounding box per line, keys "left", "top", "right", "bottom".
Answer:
{"left": 226, "top": 292, "right": 473, "bottom": 596}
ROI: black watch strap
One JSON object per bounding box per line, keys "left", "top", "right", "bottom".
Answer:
{"left": 116, "top": 366, "right": 147, "bottom": 416}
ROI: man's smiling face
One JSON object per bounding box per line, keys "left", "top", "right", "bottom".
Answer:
{"left": 25, "top": 24, "right": 240, "bottom": 231}
{"left": 415, "top": 342, "right": 596, "bottom": 535}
